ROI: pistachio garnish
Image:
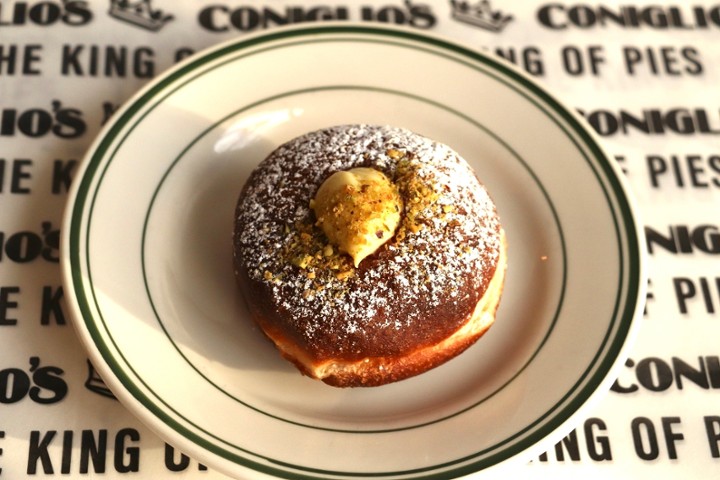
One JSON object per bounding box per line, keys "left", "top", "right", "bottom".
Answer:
{"left": 312, "top": 167, "right": 403, "bottom": 267}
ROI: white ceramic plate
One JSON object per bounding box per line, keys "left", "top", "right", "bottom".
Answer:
{"left": 62, "top": 25, "right": 645, "bottom": 479}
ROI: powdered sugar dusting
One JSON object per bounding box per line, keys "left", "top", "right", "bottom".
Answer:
{"left": 234, "top": 125, "right": 501, "bottom": 358}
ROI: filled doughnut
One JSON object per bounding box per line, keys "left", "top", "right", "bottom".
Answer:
{"left": 233, "top": 124, "right": 506, "bottom": 387}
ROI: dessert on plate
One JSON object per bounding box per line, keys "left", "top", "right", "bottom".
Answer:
{"left": 233, "top": 124, "right": 506, "bottom": 387}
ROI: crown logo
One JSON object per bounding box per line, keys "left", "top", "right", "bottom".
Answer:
{"left": 450, "top": 0, "right": 513, "bottom": 32}
{"left": 84, "top": 360, "right": 116, "bottom": 399}
{"left": 108, "top": 0, "right": 174, "bottom": 32}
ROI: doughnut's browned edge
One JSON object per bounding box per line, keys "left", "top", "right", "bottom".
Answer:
{"left": 237, "top": 231, "right": 507, "bottom": 388}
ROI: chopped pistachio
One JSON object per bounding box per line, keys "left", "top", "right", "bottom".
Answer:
{"left": 312, "top": 167, "right": 402, "bottom": 267}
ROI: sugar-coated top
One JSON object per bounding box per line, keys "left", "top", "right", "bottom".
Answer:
{"left": 233, "top": 125, "right": 502, "bottom": 360}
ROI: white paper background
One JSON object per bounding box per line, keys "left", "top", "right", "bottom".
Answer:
{"left": 1, "top": 1, "right": 719, "bottom": 478}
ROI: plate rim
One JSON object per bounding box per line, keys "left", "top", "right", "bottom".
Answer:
{"left": 61, "top": 23, "right": 646, "bottom": 480}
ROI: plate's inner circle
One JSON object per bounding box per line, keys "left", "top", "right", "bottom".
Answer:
{"left": 142, "top": 87, "right": 566, "bottom": 432}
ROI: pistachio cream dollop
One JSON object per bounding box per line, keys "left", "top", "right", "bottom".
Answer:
{"left": 311, "top": 167, "right": 403, "bottom": 267}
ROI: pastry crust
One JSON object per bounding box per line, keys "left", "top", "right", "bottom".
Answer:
{"left": 233, "top": 125, "right": 505, "bottom": 387}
